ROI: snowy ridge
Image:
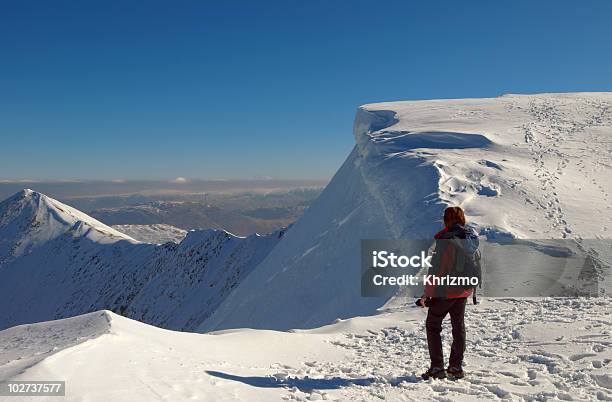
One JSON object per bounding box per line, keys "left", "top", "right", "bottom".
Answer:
{"left": 202, "top": 93, "right": 612, "bottom": 332}
{"left": 124, "top": 227, "right": 282, "bottom": 330}
{"left": 0, "top": 190, "right": 284, "bottom": 331}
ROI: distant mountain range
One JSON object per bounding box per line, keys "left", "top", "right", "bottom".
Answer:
{"left": 89, "top": 201, "right": 300, "bottom": 236}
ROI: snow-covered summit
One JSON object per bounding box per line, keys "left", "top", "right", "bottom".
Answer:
{"left": 0, "top": 189, "right": 136, "bottom": 263}
{"left": 202, "top": 93, "right": 612, "bottom": 332}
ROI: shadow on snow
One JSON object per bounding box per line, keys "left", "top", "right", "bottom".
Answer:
{"left": 206, "top": 370, "right": 419, "bottom": 392}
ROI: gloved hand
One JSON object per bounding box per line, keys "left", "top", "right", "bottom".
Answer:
{"left": 415, "top": 296, "right": 431, "bottom": 308}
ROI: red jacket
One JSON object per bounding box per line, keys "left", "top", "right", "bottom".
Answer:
{"left": 424, "top": 227, "right": 473, "bottom": 299}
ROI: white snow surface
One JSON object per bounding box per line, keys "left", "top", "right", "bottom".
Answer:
{"left": 202, "top": 93, "right": 612, "bottom": 332}
{"left": 111, "top": 224, "right": 188, "bottom": 244}
{"left": 1, "top": 298, "right": 610, "bottom": 401}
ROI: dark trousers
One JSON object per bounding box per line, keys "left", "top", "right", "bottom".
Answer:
{"left": 426, "top": 297, "right": 467, "bottom": 369}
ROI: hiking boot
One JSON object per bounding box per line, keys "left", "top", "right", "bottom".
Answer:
{"left": 446, "top": 366, "right": 465, "bottom": 379}
{"left": 421, "top": 367, "right": 447, "bottom": 380}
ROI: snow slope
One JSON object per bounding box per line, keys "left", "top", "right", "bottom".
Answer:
{"left": 1, "top": 298, "right": 610, "bottom": 401}
{"left": 111, "top": 223, "right": 188, "bottom": 244}
{"left": 202, "top": 93, "right": 612, "bottom": 331}
{"left": 0, "top": 190, "right": 284, "bottom": 331}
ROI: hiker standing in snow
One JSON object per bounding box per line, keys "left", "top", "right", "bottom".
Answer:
{"left": 418, "top": 206, "right": 481, "bottom": 380}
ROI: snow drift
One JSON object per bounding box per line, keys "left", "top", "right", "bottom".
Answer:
{"left": 202, "top": 93, "right": 612, "bottom": 331}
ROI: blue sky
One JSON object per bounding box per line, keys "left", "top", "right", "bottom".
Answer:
{"left": 1, "top": 1, "right": 611, "bottom": 180}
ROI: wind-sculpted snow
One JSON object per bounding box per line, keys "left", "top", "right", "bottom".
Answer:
{"left": 0, "top": 190, "right": 284, "bottom": 331}
{"left": 203, "top": 93, "right": 612, "bottom": 331}
{"left": 368, "top": 130, "right": 492, "bottom": 150}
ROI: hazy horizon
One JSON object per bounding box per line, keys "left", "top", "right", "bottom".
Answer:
{"left": 2, "top": 1, "right": 611, "bottom": 181}
{"left": 0, "top": 178, "right": 328, "bottom": 202}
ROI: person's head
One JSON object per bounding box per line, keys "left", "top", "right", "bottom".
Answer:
{"left": 443, "top": 206, "right": 466, "bottom": 228}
